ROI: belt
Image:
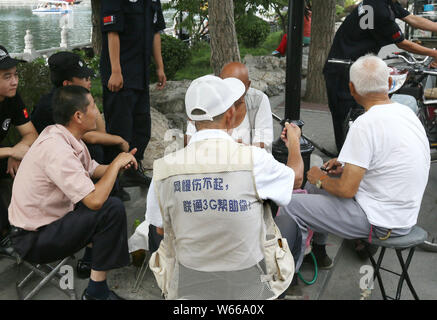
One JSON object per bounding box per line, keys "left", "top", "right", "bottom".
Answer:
{"left": 9, "top": 226, "right": 29, "bottom": 237}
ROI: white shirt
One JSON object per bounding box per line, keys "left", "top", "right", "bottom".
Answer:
{"left": 146, "top": 129, "right": 295, "bottom": 228}
{"left": 338, "top": 103, "right": 430, "bottom": 229}
{"left": 186, "top": 88, "right": 274, "bottom": 151}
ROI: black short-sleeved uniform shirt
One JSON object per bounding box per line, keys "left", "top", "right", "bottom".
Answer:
{"left": 0, "top": 93, "right": 30, "bottom": 143}
{"left": 100, "top": 0, "right": 166, "bottom": 90}
{"left": 324, "top": 0, "right": 410, "bottom": 74}
{"left": 31, "top": 88, "right": 55, "bottom": 134}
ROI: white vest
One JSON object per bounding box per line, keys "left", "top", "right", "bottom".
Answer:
{"left": 151, "top": 138, "right": 294, "bottom": 299}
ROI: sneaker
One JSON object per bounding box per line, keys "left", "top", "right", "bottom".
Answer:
{"left": 121, "top": 162, "right": 152, "bottom": 188}
{"left": 311, "top": 243, "right": 333, "bottom": 270}
{"left": 419, "top": 233, "right": 437, "bottom": 253}
{"left": 271, "top": 50, "right": 281, "bottom": 56}
{"left": 81, "top": 289, "right": 125, "bottom": 300}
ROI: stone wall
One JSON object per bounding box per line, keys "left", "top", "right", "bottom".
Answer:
{"left": 144, "top": 52, "right": 309, "bottom": 167}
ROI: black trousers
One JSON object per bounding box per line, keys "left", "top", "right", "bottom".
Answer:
{"left": 86, "top": 143, "right": 105, "bottom": 165}
{"left": 0, "top": 158, "right": 11, "bottom": 234}
{"left": 324, "top": 71, "right": 361, "bottom": 152}
{"left": 103, "top": 87, "right": 151, "bottom": 163}
{"left": 10, "top": 197, "right": 130, "bottom": 271}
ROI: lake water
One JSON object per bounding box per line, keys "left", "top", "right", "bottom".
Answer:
{"left": 0, "top": 3, "right": 175, "bottom": 54}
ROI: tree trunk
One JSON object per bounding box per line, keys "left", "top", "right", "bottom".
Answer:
{"left": 304, "top": 0, "right": 336, "bottom": 104}
{"left": 91, "top": 0, "right": 102, "bottom": 55}
{"left": 209, "top": 0, "right": 240, "bottom": 75}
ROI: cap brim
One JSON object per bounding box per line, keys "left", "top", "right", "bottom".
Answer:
{"left": 0, "top": 56, "right": 25, "bottom": 70}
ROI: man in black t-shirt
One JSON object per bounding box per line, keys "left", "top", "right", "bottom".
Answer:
{"left": 324, "top": 0, "right": 437, "bottom": 152}
{"left": 0, "top": 45, "right": 38, "bottom": 239}
{"left": 100, "top": 0, "right": 167, "bottom": 188}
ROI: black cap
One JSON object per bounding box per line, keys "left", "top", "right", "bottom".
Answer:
{"left": 48, "top": 51, "right": 94, "bottom": 84}
{"left": 0, "top": 45, "right": 24, "bottom": 70}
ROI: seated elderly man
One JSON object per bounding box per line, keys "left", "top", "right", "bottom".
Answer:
{"left": 8, "top": 86, "right": 137, "bottom": 300}
{"left": 185, "top": 62, "right": 274, "bottom": 152}
{"left": 0, "top": 45, "right": 38, "bottom": 243}
{"left": 146, "top": 75, "right": 304, "bottom": 299}
{"left": 277, "top": 54, "right": 430, "bottom": 271}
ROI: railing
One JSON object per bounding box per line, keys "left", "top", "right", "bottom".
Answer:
{"left": 10, "top": 27, "right": 91, "bottom": 61}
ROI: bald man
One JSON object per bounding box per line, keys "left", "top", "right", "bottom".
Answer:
{"left": 185, "top": 62, "right": 274, "bottom": 152}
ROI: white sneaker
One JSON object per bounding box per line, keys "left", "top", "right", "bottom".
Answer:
{"left": 419, "top": 233, "right": 437, "bottom": 252}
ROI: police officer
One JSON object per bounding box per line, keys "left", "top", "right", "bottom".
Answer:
{"left": 100, "top": 0, "right": 166, "bottom": 187}
{"left": 324, "top": 0, "right": 437, "bottom": 153}
{"left": 0, "top": 45, "right": 38, "bottom": 243}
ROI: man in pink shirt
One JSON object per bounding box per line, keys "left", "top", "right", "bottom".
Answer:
{"left": 8, "top": 85, "right": 137, "bottom": 300}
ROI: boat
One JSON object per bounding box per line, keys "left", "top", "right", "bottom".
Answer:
{"left": 32, "top": 0, "right": 72, "bottom": 15}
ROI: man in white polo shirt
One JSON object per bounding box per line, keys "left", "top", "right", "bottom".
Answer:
{"left": 146, "top": 75, "right": 303, "bottom": 299}
{"left": 277, "top": 54, "right": 430, "bottom": 271}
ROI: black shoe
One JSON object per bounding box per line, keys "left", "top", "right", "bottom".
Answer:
{"left": 283, "top": 275, "right": 304, "bottom": 300}
{"left": 81, "top": 289, "right": 125, "bottom": 300}
{"left": 120, "top": 162, "right": 151, "bottom": 188}
{"left": 114, "top": 187, "right": 131, "bottom": 202}
{"left": 354, "top": 240, "right": 378, "bottom": 260}
{"left": 311, "top": 243, "right": 333, "bottom": 269}
{"left": 0, "top": 234, "right": 14, "bottom": 256}
{"left": 76, "top": 259, "right": 92, "bottom": 279}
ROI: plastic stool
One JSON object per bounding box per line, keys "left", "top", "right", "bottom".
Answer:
{"left": 363, "top": 225, "right": 427, "bottom": 300}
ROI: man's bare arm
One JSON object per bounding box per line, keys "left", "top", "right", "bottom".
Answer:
{"left": 403, "top": 14, "right": 437, "bottom": 33}
{"left": 107, "top": 32, "right": 123, "bottom": 92}
{"left": 307, "top": 163, "right": 366, "bottom": 198}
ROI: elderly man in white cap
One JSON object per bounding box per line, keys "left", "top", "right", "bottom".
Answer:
{"left": 145, "top": 74, "right": 304, "bottom": 299}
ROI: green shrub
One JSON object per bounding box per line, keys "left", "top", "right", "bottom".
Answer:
{"left": 17, "top": 57, "right": 51, "bottom": 112}
{"left": 150, "top": 34, "right": 191, "bottom": 82}
{"left": 236, "top": 14, "right": 270, "bottom": 48}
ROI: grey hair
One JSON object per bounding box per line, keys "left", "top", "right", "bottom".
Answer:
{"left": 349, "top": 54, "right": 390, "bottom": 96}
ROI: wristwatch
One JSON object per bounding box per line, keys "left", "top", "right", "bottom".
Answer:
{"left": 316, "top": 175, "right": 329, "bottom": 189}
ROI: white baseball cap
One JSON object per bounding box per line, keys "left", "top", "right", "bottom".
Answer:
{"left": 185, "top": 75, "right": 245, "bottom": 121}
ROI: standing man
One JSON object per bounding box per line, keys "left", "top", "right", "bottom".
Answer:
{"left": 0, "top": 45, "right": 38, "bottom": 242}
{"left": 100, "top": 0, "right": 167, "bottom": 187}
{"left": 324, "top": 0, "right": 437, "bottom": 153}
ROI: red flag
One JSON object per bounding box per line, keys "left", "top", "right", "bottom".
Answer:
{"left": 103, "top": 16, "right": 115, "bottom": 25}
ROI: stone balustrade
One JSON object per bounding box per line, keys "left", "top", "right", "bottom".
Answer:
{"left": 10, "top": 28, "right": 91, "bottom": 61}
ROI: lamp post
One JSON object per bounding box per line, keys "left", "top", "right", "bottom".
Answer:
{"left": 272, "top": 0, "right": 314, "bottom": 188}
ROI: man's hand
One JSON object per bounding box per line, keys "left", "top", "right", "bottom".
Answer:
{"left": 431, "top": 57, "right": 437, "bottom": 69}
{"left": 108, "top": 71, "right": 123, "bottom": 92}
{"left": 114, "top": 148, "right": 138, "bottom": 171}
{"left": 322, "top": 158, "right": 344, "bottom": 175}
{"left": 6, "top": 157, "right": 21, "bottom": 178}
{"left": 307, "top": 166, "right": 326, "bottom": 185}
{"left": 10, "top": 143, "right": 29, "bottom": 161}
{"left": 280, "top": 122, "right": 301, "bottom": 149}
{"left": 156, "top": 68, "right": 167, "bottom": 90}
